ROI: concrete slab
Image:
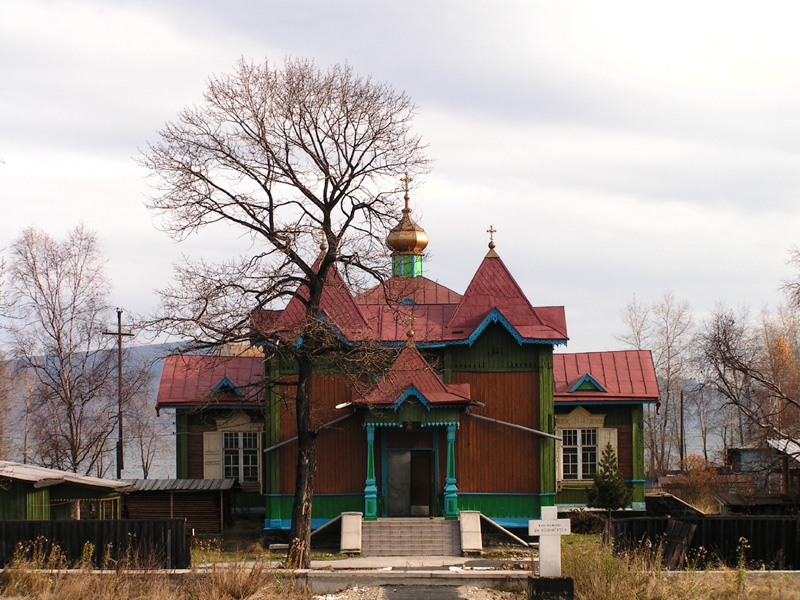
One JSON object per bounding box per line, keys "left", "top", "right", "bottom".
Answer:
{"left": 295, "top": 569, "right": 530, "bottom": 593}
{"left": 459, "top": 511, "right": 482, "bottom": 553}
{"left": 310, "top": 556, "right": 475, "bottom": 570}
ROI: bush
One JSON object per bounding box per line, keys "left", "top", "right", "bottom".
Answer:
{"left": 566, "top": 510, "right": 607, "bottom": 535}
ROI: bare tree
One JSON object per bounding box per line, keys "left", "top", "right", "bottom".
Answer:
{"left": 0, "top": 356, "right": 12, "bottom": 459}
{"left": 122, "top": 358, "right": 167, "bottom": 479}
{"left": 3, "top": 226, "right": 118, "bottom": 474}
{"left": 140, "top": 57, "right": 428, "bottom": 567}
{"left": 618, "top": 291, "right": 694, "bottom": 475}
{"left": 698, "top": 304, "right": 800, "bottom": 452}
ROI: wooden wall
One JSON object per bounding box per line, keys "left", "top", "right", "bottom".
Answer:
{"left": 124, "top": 492, "right": 227, "bottom": 534}
{"left": 452, "top": 371, "right": 540, "bottom": 493}
{"left": 278, "top": 373, "right": 365, "bottom": 494}
{"left": 612, "top": 424, "right": 633, "bottom": 480}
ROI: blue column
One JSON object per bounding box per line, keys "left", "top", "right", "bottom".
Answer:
{"left": 364, "top": 424, "right": 378, "bottom": 520}
{"left": 444, "top": 423, "right": 458, "bottom": 519}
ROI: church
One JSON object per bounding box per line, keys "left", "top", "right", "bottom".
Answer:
{"left": 156, "top": 187, "right": 659, "bottom": 533}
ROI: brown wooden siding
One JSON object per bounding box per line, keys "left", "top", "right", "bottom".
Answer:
{"left": 123, "top": 492, "right": 228, "bottom": 533}
{"left": 452, "top": 371, "right": 540, "bottom": 493}
{"left": 278, "top": 374, "right": 361, "bottom": 494}
{"left": 187, "top": 424, "right": 214, "bottom": 479}
{"left": 613, "top": 424, "right": 634, "bottom": 480}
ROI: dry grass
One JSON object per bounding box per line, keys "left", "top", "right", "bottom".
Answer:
{"left": 6, "top": 534, "right": 800, "bottom": 599}
{"left": 563, "top": 535, "right": 800, "bottom": 600}
{"left": 0, "top": 557, "right": 311, "bottom": 600}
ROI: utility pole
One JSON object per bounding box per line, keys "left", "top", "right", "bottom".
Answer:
{"left": 104, "top": 309, "right": 133, "bottom": 479}
{"left": 679, "top": 389, "right": 685, "bottom": 473}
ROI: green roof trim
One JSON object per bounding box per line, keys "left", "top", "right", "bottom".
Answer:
{"left": 362, "top": 400, "right": 461, "bottom": 427}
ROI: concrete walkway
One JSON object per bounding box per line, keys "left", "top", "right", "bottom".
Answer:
{"left": 295, "top": 556, "right": 534, "bottom": 593}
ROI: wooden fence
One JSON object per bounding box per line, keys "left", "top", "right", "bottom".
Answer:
{"left": 0, "top": 519, "right": 191, "bottom": 569}
{"left": 612, "top": 515, "right": 800, "bottom": 569}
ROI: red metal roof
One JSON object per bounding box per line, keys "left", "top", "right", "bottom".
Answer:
{"left": 355, "top": 276, "right": 461, "bottom": 306}
{"left": 352, "top": 345, "right": 471, "bottom": 406}
{"left": 255, "top": 251, "right": 567, "bottom": 345}
{"left": 446, "top": 254, "right": 568, "bottom": 342}
{"left": 270, "top": 263, "right": 369, "bottom": 341}
{"left": 157, "top": 355, "right": 265, "bottom": 408}
{"left": 553, "top": 350, "right": 660, "bottom": 403}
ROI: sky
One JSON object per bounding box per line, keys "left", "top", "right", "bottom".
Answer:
{"left": 3, "top": 1, "right": 800, "bottom": 353}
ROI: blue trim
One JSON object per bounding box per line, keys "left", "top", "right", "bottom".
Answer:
{"left": 393, "top": 386, "right": 431, "bottom": 410}
{"left": 210, "top": 376, "right": 243, "bottom": 396}
{"left": 460, "top": 492, "right": 543, "bottom": 496}
{"left": 484, "top": 518, "right": 533, "bottom": 529}
{"left": 465, "top": 308, "right": 522, "bottom": 346}
{"left": 399, "top": 297, "right": 417, "bottom": 305}
{"left": 264, "top": 518, "right": 330, "bottom": 531}
{"left": 317, "top": 311, "right": 351, "bottom": 344}
{"left": 555, "top": 400, "right": 659, "bottom": 406}
{"left": 569, "top": 373, "right": 607, "bottom": 393}
{"left": 625, "top": 479, "right": 646, "bottom": 484}
{"left": 380, "top": 431, "right": 388, "bottom": 514}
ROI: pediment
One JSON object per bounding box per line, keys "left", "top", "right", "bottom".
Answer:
{"left": 555, "top": 406, "right": 606, "bottom": 429}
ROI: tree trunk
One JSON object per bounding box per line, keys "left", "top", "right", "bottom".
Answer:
{"left": 287, "top": 354, "right": 317, "bottom": 569}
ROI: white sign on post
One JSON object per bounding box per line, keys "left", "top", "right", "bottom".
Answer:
{"left": 529, "top": 506, "right": 571, "bottom": 577}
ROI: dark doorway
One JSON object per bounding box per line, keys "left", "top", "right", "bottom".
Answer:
{"left": 387, "top": 449, "right": 434, "bottom": 516}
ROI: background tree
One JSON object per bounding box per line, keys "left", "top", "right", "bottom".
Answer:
{"left": 676, "top": 454, "right": 722, "bottom": 512}
{"left": 618, "top": 291, "right": 694, "bottom": 475}
{"left": 122, "top": 358, "right": 168, "bottom": 479}
{"left": 2, "top": 226, "right": 118, "bottom": 474}
{"left": 0, "top": 356, "right": 11, "bottom": 459}
{"left": 140, "top": 57, "right": 428, "bottom": 568}
{"left": 698, "top": 304, "right": 800, "bottom": 454}
{"left": 683, "top": 385, "right": 726, "bottom": 463}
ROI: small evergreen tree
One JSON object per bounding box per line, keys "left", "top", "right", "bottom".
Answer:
{"left": 587, "top": 443, "right": 633, "bottom": 511}
{"left": 588, "top": 443, "right": 633, "bottom": 542}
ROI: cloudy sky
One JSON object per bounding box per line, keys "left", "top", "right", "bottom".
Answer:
{"left": 3, "top": 0, "right": 800, "bottom": 353}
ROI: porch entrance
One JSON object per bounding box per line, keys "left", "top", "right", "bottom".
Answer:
{"left": 387, "top": 449, "right": 434, "bottom": 516}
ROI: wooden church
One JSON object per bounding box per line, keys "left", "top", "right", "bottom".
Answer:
{"left": 156, "top": 188, "right": 659, "bottom": 533}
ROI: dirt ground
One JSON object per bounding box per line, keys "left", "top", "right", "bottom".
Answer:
{"left": 312, "top": 585, "right": 525, "bottom": 600}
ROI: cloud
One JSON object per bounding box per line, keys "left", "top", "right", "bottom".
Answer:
{"left": 2, "top": 0, "right": 800, "bottom": 354}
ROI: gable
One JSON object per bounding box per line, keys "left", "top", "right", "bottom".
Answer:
{"left": 570, "top": 374, "right": 607, "bottom": 392}
{"left": 446, "top": 321, "right": 543, "bottom": 372}
{"left": 446, "top": 254, "right": 568, "bottom": 343}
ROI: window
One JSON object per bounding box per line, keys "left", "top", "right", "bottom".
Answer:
{"left": 223, "top": 431, "right": 259, "bottom": 483}
{"left": 562, "top": 428, "right": 597, "bottom": 480}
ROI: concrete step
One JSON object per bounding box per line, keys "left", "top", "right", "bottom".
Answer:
{"left": 361, "top": 518, "right": 461, "bottom": 556}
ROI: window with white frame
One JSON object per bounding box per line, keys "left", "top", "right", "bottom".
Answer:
{"left": 223, "top": 431, "right": 259, "bottom": 483}
{"left": 561, "top": 428, "right": 597, "bottom": 480}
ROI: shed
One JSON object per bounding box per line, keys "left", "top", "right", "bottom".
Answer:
{"left": 0, "top": 461, "right": 127, "bottom": 520}
{"left": 122, "top": 479, "right": 235, "bottom": 533}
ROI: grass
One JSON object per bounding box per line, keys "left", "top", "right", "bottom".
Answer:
{"left": 4, "top": 533, "right": 800, "bottom": 599}
{"left": 562, "top": 535, "right": 800, "bottom": 600}
{"left": 0, "top": 550, "right": 311, "bottom": 600}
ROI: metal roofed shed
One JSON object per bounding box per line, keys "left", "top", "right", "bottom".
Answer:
{"left": 121, "top": 478, "right": 236, "bottom": 533}
{"left": 0, "top": 461, "right": 127, "bottom": 521}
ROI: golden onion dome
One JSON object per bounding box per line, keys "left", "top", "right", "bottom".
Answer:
{"left": 386, "top": 175, "right": 428, "bottom": 255}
